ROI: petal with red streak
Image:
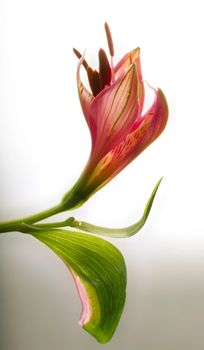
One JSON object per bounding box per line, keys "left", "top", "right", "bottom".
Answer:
{"left": 77, "top": 57, "right": 94, "bottom": 128}
{"left": 89, "top": 63, "right": 142, "bottom": 156}
{"left": 114, "top": 48, "right": 144, "bottom": 117}
{"left": 114, "top": 48, "right": 139, "bottom": 77}
{"left": 86, "top": 88, "right": 168, "bottom": 190}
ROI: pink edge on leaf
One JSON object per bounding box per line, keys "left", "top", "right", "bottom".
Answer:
{"left": 71, "top": 269, "right": 92, "bottom": 326}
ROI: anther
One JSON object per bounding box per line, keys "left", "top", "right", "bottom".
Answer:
{"left": 92, "top": 70, "right": 102, "bottom": 97}
{"left": 98, "top": 48, "right": 111, "bottom": 88}
{"left": 87, "top": 67, "right": 102, "bottom": 97}
{"left": 104, "top": 22, "right": 114, "bottom": 57}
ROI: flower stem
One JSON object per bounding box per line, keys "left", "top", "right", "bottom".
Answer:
{"left": 0, "top": 203, "right": 62, "bottom": 234}
{"left": 0, "top": 180, "right": 89, "bottom": 234}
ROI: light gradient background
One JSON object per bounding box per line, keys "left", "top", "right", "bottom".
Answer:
{"left": 0, "top": 0, "right": 203, "bottom": 349}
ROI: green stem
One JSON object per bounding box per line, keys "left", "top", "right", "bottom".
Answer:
{"left": 0, "top": 203, "right": 62, "bottom": 233}
{"left": 0, "top": 181, "right": 87, "bottom": 234}
{"left": 35, "top": 217, "right": 75, "bottom": 229}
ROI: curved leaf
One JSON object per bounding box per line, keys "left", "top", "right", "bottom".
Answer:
{"left": 31, "top": 229, "right": 127, "bottom": 343}
{"left": 70, "top": 177, "right": 162, "bottom": 238}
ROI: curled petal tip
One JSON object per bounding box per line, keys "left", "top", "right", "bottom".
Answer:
{"left": 133, "top": 47, "right": 140, "bottom": 56}
{"left": 73, "top": 48, "right": 88, "bottom": 70}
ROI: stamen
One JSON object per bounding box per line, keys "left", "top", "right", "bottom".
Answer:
{"left": 104, "top": 22, "right": 114, "bottom": 57}
{"left": 73, "top": 48, "right": 88, "bottom": 70}
{"left": 73, "top": 48, "right": 101, "bottom": 96}
{"left": 87, "top": 66, "right": 94, "bottom": 90}
{"left": 87, "top": 67, "right": 102, "bottom": 97}
{"left": 92, "top": 71, "right": 102, "bottom": 96}
{"left": 98, "top": 48, "right": 111, "bottom": 89}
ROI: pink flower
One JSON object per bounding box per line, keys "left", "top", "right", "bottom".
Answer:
{"left": 62, "top": 24, "right": 168, "bottom": 209}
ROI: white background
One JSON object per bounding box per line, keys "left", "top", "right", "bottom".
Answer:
{"left": 0, "top": 0, "right": 204, "bottom": 349}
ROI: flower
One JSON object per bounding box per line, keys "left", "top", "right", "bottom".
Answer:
{"left": 62, "top": 23, "right": 168, "bottom": 209}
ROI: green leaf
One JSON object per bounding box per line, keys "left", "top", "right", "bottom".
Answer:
{"left": 31, "top": 229, "right": 127, "bottom": 343}
{"left": 70, "top": 177, "right": 163, "bottom": 238}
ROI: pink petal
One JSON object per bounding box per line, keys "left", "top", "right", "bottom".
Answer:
{"left": 114, "top": 49, "right": 138, "bottom": 76}
{"left": 86, "top": 88, "right": 168, "bottom": 190}
{"left": 77, "top": 57, "right": 94, "bottom": 128}
{"left": 114, "top": 48, "right": 144, "bottom": 119}
{"left": 89, "top": 63, "right": 142, "bottom": 158}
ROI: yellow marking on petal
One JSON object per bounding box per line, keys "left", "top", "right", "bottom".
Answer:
{"left": 110, "top": 64, "right": 136, "bottom": 132}
{"left": 130, "top": 48, "right": 140, "bottom": 63}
